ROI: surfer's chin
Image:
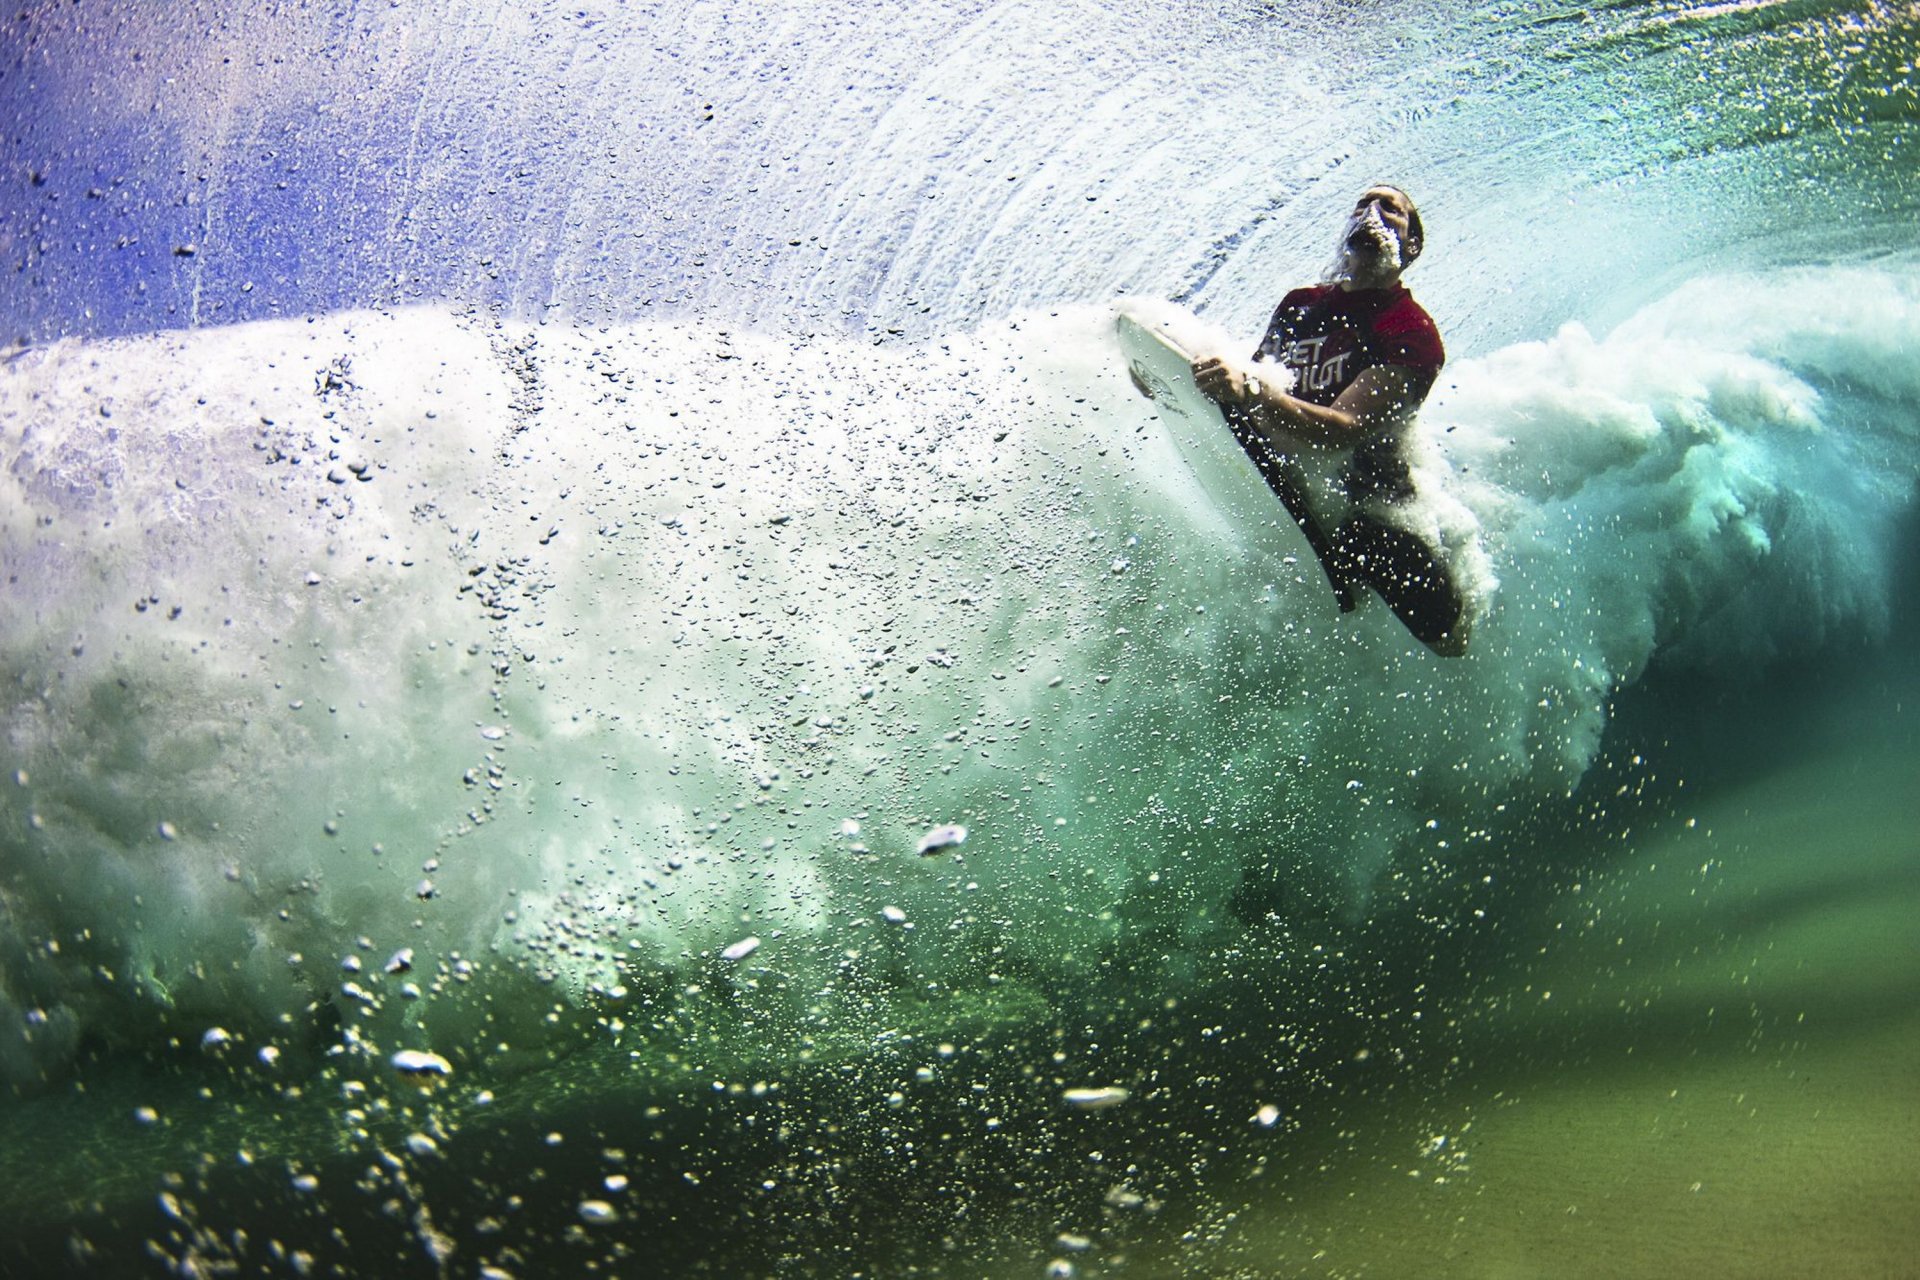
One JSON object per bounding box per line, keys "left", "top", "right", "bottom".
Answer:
{"left": 1326, "top": 246, "right": 1402, "bottom": 289}
{"left": 1325, "top": 211, "right": 1405, "bottom": 287}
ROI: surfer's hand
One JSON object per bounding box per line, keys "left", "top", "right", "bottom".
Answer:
{"left": 1193, "top": 356, "right": 1261, "bottom": 407}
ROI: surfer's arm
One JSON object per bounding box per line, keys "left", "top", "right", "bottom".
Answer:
{"left": 1195, "top": 359, "right": 1417, "bottom": 448}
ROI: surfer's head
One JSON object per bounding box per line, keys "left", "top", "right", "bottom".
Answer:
{"left": 1328, "top": 185, "right": 1423, "bottom": 288}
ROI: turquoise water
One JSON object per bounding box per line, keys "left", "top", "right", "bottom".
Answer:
{"left": 2, "top": 1, "right": 1917, "bottom": 1275}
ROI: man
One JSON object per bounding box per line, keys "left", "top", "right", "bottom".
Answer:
{"left": 1191, "top": 185, "right": 1469, "bottom": 657}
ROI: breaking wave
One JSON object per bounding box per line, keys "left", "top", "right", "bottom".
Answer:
{"left": 3, "top": 260, "right": 1913, "bottom": 1088}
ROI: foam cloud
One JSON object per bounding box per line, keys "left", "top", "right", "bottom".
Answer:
{"left": 1, "top": 265, "right": 1912, "bottom": 1088}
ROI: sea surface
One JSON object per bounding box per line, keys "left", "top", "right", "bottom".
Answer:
{"left": 1, "top": 1, "right": 1916, "bottom": 1276}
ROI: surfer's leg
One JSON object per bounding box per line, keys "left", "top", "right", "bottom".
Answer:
{"left": 1333, "top": 516, "right": 1469, "bottom": 656}
{"left": 1241, "top": 450, "right": 1358, "bottom": 611}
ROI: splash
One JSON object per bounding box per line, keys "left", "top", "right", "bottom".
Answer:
{"left": 2, "top": 261, "right": 1915, "bottom": 1089}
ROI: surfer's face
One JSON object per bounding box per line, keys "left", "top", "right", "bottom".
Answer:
{"left": 1332, "top": 187, "right": 1420, "bottom": 284}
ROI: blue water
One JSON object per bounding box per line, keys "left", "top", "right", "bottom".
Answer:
{"left": 2, "top": 1, "right": 1917, "bottom": 1275}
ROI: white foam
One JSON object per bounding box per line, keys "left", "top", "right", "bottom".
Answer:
{"left": 1, "top": 263, "right": 1912, "bottom": 1087}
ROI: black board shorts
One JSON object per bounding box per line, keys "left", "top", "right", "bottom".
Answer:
{"left": 1331, "top": 514, "right": 1467, "bottom": 654}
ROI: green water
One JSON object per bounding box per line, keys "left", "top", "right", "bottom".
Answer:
{"left": 1168, "top": 754, "right": 1920, "bottom": 1279}
{"left": 4, "top": 647, "right": 1912, "bottom": 1278}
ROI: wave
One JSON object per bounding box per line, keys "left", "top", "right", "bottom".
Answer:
{"left": 2, "top": 260, "right": 1914, "bottom": 1089}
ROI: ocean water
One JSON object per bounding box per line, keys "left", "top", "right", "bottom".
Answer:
{"left": 2, "top": 1, "right": 1916, "bottom": 1276}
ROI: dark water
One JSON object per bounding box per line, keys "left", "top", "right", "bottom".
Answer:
{"left": 3, "top": 1, "right": 1918, "bottom": 1275}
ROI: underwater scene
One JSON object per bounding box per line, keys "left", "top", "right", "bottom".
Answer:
{"left": 1, "top": 0, "right": 1916, "bottom": 1275}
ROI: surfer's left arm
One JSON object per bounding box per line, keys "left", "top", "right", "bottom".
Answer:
{"left": 1195, "top": 358, "right": 1418, "bottom": 448}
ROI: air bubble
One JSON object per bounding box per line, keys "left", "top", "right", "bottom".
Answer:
{"left": 391, "top": 1049, "right": 453, "bottom": 1077}
{"left": 1061, "top": 1086, "right": 1129, "bottom": 1110}
{"left": 916, "top": 823, "right": 967, "bottom": 856}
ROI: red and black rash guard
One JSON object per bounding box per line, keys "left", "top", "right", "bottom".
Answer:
{"left": 1251, "top": 282, "right": 1445, "bottom": 503}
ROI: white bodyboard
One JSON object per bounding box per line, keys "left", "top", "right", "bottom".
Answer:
{"left": 1113, "top": 304, "right": 1350, "bottom": 535}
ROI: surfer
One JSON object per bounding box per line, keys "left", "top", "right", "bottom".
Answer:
{"left": 1191, "top": 185, "right": 1470, "bottom": 656}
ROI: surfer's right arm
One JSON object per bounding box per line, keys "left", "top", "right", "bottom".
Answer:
{"left": 1195, "top": 356, "right": 1417, "bottom": 450}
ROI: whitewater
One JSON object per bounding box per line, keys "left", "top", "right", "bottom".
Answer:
{"left": 5, "top": 262, "right": 1912, "bottom": 1089}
